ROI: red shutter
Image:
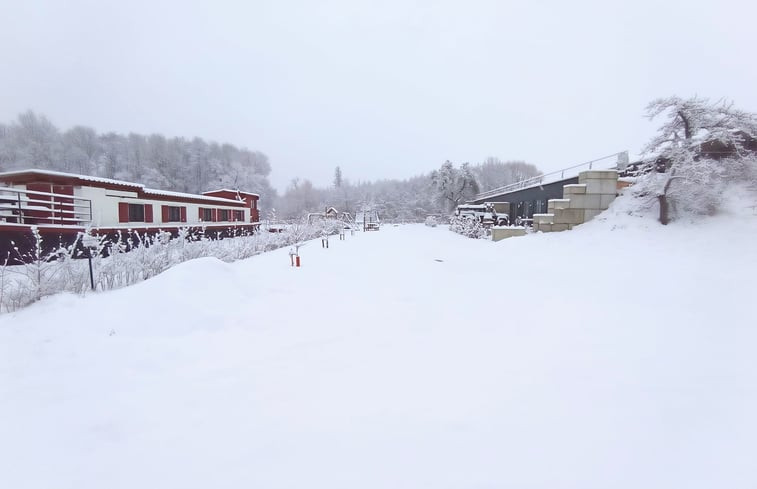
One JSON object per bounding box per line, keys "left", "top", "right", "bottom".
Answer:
{"left": 162, "top": 205, "right": 169, "bottom": 222}
{"left": 212, "top": 209, "right": 217, "bottom": 222}
{"left": 199, "top": 207, "right": 204, "bottom": 221}
{"left": 180, "top": 207, "right": 187, "bottom": 222}
{"left": 144, "top": 204, "right": 153, "bottom": 223}
{"left": 118, "top": 202, "right": 129, "bottom": 223}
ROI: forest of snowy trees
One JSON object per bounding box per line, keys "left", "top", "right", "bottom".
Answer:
{"left": 0, "top": 111, "right": 540, "bottom": 222}
{"left": 274, "top": 159, "right": 539, "bottom": 221}
{"left": 0, "top": 111, "right": 277, "bottom": 205}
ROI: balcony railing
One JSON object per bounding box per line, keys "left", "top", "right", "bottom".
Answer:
{"left": 0, "top": 187, "right": 93, "bottom": 226}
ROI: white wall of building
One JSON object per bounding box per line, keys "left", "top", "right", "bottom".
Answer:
{"left": 72, "top": 186, "right": 248, "bottom": 227}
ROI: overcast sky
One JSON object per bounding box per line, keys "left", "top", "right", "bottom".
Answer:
{"left": 1, "top": 0, "right": 755, "bottom": 191}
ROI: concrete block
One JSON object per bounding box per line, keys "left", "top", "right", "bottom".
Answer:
{"left": 553, "top": 208, "right": 585, "bottom": 225}
{"left": 568, "top": 194, "right": 601, "bottom": 209}
{"left": 583, "top": 208, "right": 602, "bottom": 221}
{"left": 579, "top": 170, "right": 618, "bottom": 182}
{"left": 563, "top": 184, "right": 587, "bottom": 195}
{"left": 583, "top": 178, "right": 619, "bottom": 195}
{"left": 551, "top": 223, "right": 570, "bottom": 232}
{"left": 548, "top": 198, "right": 571, "bottom": 210}
{"left": 532, "top": 213, "right": 554, "bottom": 224}
{"left": 600, "top": 193, "right": 616, "bottom": 209}
{"left": 535, "top": 223, "right": 552, "bottom": 232}
{"left": 491, "top": 227, "right": 527, "bottom": 241}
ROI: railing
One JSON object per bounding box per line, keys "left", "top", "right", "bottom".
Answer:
{"left": 474, "top": 151, "right": 627, "bottom": 201}
{"left": 0, "top": 187, "right": 93, "bottom": 226}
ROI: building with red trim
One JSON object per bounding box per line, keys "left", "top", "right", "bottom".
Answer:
{"left": 0, "top": 169, "right": 260, "bottom": 257}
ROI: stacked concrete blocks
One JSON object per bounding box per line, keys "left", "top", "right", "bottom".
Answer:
{"left": 533, "top": 170, "right": 619, "bottom": 233}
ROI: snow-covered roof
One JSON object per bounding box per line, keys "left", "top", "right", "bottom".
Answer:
{"left": 203, "top": 188, "right": 260, "bottom": 198}
{"left": 0, "top": 169, "right": 141, "bottom": 188}
{"left": 143, "top": 188, "right": 241, "bottom": 204}
{"left": 0, "top": 169, "right": 250, "bottom": 205}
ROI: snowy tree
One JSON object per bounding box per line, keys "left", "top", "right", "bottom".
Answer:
{"left": 639, "top": 96, "right": 757, "bottom": 224}
{"left": 62, "top": 126, "right": 100, "bottom": 174}
{"left": 0, "top": 111, "right": 276, "bottom": 201}
{"left": 472, "top": 158, "right": 540, "bottom": 191}
{"left": 333, "top": 166, "right": 343, "bottom": 188}
{"left": 430, "top": 161, "right": 480, "bottom": 211}
{"left": 7, "top": 111, "right": 62, "bottom": 169}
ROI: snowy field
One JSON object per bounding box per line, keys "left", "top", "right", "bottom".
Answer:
{"left": 2, "top": 196, "right": 757, "bottom": 489}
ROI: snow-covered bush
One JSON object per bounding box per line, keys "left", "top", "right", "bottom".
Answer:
{"left": 0, "top": 218, "right": 353, "bottom": 313}
{"left": 449, "top": 216, "right": 487, "bottom": 239}
{"left": 424, "top": 216, "right": 438, "bottom": 227}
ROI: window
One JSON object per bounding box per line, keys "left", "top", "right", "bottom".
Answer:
{"left": 162, "top": 205, "right": 185, "bottom": 222}
{"left": 201, "top": 208, "right": 213, "bottom": 222}
{"left": 128, "top": 203, "right": 145, "bottom": 222}
{"left": 234, "top": 210, "right": 244, "bottom": 221}
{"left": 218, "top": 209, "right": 229, "bottom": 221}
{"left": 119, "top": 202, "right": 153, "bottom": 223}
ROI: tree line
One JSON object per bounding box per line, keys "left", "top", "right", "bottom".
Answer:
{"left": 274, "top": 159, "right": 540, "bottom": 221}
{"left": 0, "top": 111, "right": 277, "bottom": 205}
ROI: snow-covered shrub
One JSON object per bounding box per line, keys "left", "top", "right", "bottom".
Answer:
{"left": 0, "top": 219, "right": 356, "bottom": 313}
{"left": 424, "top": 216, "right": 438, "bottom": 227}
{"left": 449, "top": 216, "right": 487, "bottom": 239}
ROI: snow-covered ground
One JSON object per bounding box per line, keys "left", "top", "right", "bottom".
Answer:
{"left": 2, "top": 195, "right": 756, "bottom": 489}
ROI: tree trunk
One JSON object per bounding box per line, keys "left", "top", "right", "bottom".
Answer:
{"left": 658, "top": 194, "right": 669, "bottom": 225}
{"left": 658, "top": 168, "right": 676, "bottom": 225}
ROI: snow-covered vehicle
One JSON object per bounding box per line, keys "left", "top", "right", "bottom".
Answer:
{"left": 455, "top": 202, "right": 509, "bottom": 227}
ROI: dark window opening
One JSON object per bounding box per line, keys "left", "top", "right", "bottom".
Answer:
{"left": 202, "top": 208, "right": 213, "bottom": 221}
{"left": 219, "top": 209, "right": 229, "bottom": 221}
{"left": 129, "top": 204, "right": 145, "bottom": 222}
{"left": 167, "top": 206, "right": 181, "bottom": 222}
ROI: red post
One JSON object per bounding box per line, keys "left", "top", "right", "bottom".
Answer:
{"left": 296, "top": 255, "right": 301, "bottom": 267}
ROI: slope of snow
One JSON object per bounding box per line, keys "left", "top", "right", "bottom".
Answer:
{"left": 1, "top": 195, "right": 756, "bottom": 489}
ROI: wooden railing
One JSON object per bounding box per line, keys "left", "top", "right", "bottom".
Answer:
{"left": 0, "top": 187, "right": 92, "bottom": 226}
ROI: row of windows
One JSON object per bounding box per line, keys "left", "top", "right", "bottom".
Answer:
{"left": 119, "top": 203, "right": 245, "bottom": 223}
{"left": 199, "top": 207, "right": 245, "bottom": 222}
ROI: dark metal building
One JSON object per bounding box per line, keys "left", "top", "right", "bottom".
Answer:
{"left": 470, "top": 176, "right": 578, "bottom": 224}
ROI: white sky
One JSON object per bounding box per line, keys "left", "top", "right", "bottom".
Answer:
{"left": 1, "top": 0, "right": 755, "bottom": 191}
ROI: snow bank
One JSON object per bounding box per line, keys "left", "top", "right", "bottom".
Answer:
{"left": 1, "top": 198, "right": 756, "bottom": 489}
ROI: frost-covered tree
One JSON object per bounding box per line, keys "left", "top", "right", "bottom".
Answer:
{"left": 62, "top": 126, "right": 100, "bottom": 174}
{"left": 8, "top": 111, "right": 61, "bottom": 170}
{"left": 639, "top": 96, "right": 757, "bottom": 224}
{"left": 0, "top": 111, "right": 277, "bottom": 207}
{"left": 430, "top": 161, "right": 480, "bottom": 211}
{"left": 333, "top": 166, "right": 343, "bottom": 188}
{"left": 472, "top": 158, "right": 540, "bottom": 191}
